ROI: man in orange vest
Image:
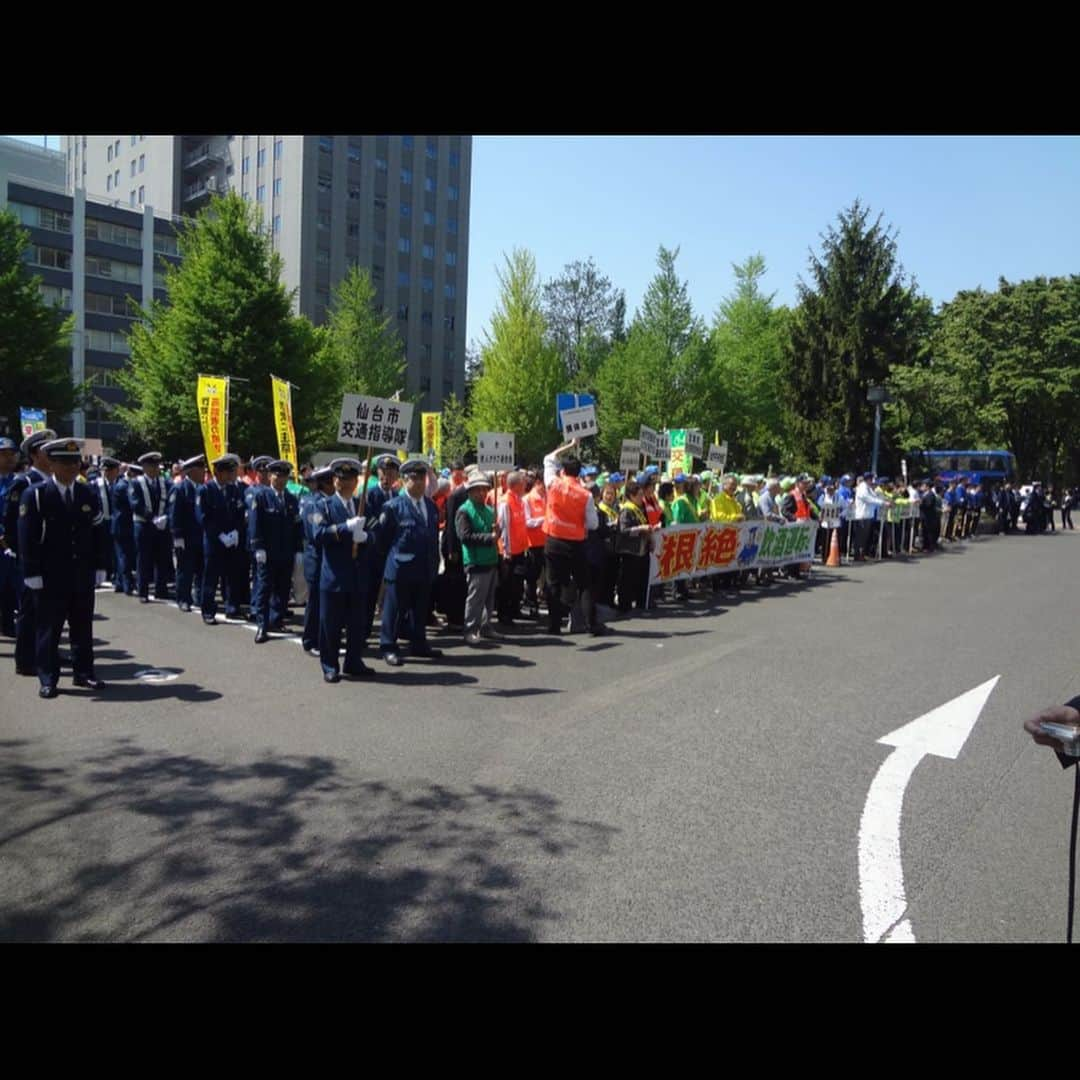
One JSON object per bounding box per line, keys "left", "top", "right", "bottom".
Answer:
{"left": 542, "top": 437, "right": 606, "bottom": 637}
{"left": 496, "top": 470, "right": 529, "bottom": 625}
{"left": 522, "top": 472, "right": 547, "bottom": 620}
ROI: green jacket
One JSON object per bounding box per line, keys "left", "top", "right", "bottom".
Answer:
{"left": 458, "top": 498, "right": 498, "bottom": 568}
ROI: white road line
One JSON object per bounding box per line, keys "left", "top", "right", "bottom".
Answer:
{"left": 857, "top": 675, "right": 1000, "bottom": 944}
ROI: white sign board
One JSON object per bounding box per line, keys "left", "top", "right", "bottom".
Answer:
{"left": 338, "top": 395, "right": 414, "bottom": 451}
{"left": 639, "top": 425, "right": 658, "bottom": 459}
{"left": 686, "top": 429, "right": 704, "bottom": 457}
{"left": 656, "top": 432, "right": 670, "bottom": 458}
{"left": 620, "top": 439, "right": 642, "bottom": 473}
{"left": 477, "top": 432, "right": 516, "bottom": 471}
{"left": 561, "top": 404, "right": 598, "bottom": 439}
{"left": 819, "top": 503, "right": 844, "bottom": 527}
{"left": 707, "top": 441, "right": 728, "bottom": 471}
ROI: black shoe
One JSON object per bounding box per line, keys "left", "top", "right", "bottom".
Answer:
{"left": 302, "top": 645, "right": 319, "bottom": 656}
{"left": 323, "top": 671, "right": 341, "bottom": 684}
{"left": 412, "top": 647, "right": 443, "bottom": 659}
{"left": 73, "top": 676, "right": 105, "bottom": 690}
{"left": 202, "top": 616, "right": 217, "bottom": 625}
{"left": 383, "top": 652, "right": 404, "bottom": 667}
{"left": 344, "top": 665, "right": 377, "bottom": 679}
{"left": 39, "top": 684, "right": 58, "bottom": 699}
{"left": 254, "top": 626, "right": 270, "bottom": 644}
{"left": 139, "top": 596, "right": 150, "bottom": 604}
{"left": 178, "top": 602, "right": 192, "bottom": 613}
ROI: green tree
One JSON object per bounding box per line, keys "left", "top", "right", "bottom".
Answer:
{"left": 439, "top": 392, "right": 472, "bottom": 465}
{"left": 322, "top": 266, "right": 407, "bottom": 399}
{"left": 117, "top": 192, "right": 338, "bottom": 459}
{"left": 780, "top": 200, "right": 931, "bottom": 473}
{"left": 542, "top": 257, "right": 621, "bottom": 386}
{"left": 0, "top": 209, "right": 77, "bottom": 433}
{"left": 468, "top": 248, "right": 566, "bottom": 465}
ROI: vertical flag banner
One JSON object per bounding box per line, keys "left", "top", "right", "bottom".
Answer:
{"left": 196, "top": 376, "right": 228, "bottom": 463}
{"left": 19, "top": 407, "right": 47, "bottom": 437}
{"left": 421, "top": 412, "right": 442, "bottom": 467}
{"left": 271, "top": 376, "right": 299, "bottom": 471}
{"left": 668, "top": 429, "right": 690, "bottom": 476}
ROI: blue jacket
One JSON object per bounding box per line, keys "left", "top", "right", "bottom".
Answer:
{"left": 314, "top": 490, "right": 371, "bottom": 593}
{"left": 168, "top": 475, "right": 202, "bottom": 542}
{"left": 249, "top": 484, "right": 302, "bottom": 563}
{"left": 377, "top": 492, "right": 439, "bottom": 584}
{"left": 3, "top": 467, "right": 49, "bottom": 555}
{"left": 126, "top": 473, "right": 172, "bottom": 525}
{"left": 300, "top": 490, "right": 327, "bottom": 585}
{"left": 0, "top": 471, "right": 20, "bottom": 546}
{"left": 197, "top": 479, "right": 247, "bottom": 553}
{"left": 18, "top": 478, "right": 109, "bottom": 586}
{"left": 111, "top": 476, "right": 134, "bottom": 538}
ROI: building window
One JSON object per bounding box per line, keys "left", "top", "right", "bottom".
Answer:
{"left": 258, "top": 147, "right": 266, "bottom": 167}
{"left": 375, "top": 157, "right": 388, "bottom": 172}
{"left": 422, "top": 276, "right": 433, "bottom": 293}
{"left": 422, "top": 243, "right": 434, "bottom": 261}
{"left": 445, "top": 284, "right": 456, "bottom": 299}
{"left": 23, "top": 245, "right": 73, "bottom": 271}
{"left": 86, "top": 219, "right": 141, "bottom": 247}
{"left": 347, "top": 223, "right": 360, "bottom": 238}
{"left": 421, "top": 311, "right": 433, "bottom": 326}
{"left": 444, "top": 314, "right": 455, "bottom": 331}
{"left": 226, "top": 164, "right": 234, "bottom": 176}
{"left": 317, "top": 212, "right": 331, "bottom": 230}
{"left": 139, "top": 154, "right": 145, "bottom": 173}
{"left": 402, "top": 135, "right": 413, "bottom": 150}
{"left": 348, "top": 185, "right": 361, "bottom": 200}
{"left": 398, "top": 236, "right": 411, "bottom": 254}
{"left": 138, "top": 185, "right": 145, "bottom": 203}
{"left": 130, "top": 135, "right": 137, "bottom": 147}
{"left": 106, "top": 175, "right": 112, "bottom": 192}
{"left": 447, "top": 217, "right": 458, "bottom": 235}
{"left": 400, "top": 203, "right": 411, "bottom": 218}
{"left": 8, "top": 204, "right": 72, "bottom": 234}
{"left": 372, "top": 264, "right": 384, "bottom": 282}
{"left": 274, "top": 216, "right": 281, "bottom": 233}
{"left": 318, "top": 175, "right": 331, "bottom": 194}
{"left": 274, "top": 178, "right": 282, "bottom": 196}
{"left": 445, "top": 349, "right": 456, "bottom": 367}
{"left": 401, "top": 167, "right": 412, "bottom": 185}
{"left": 449, "top": 150, "right": 460, "bottom": 169}
{"left": 448, "top": 185, "right": 459, "bottom": 201}
{"left": 243, "top": 156, "right": 250, "bottom": 175}
{"left": 114, "top": 169, "right": 120, "bottom": 186}
{"left": 131, "top": 160, "right": 137, "bottom": 177}
{"left": 152, "top": 233, "right": 179, "bottom": 255}
{"left": 374, "top": 229, "right": 385, "bottom": 247}
{"left": 397, "top": 270, "right": 410, "bottom": 287}
{"left": 130, "top": 190, "right": 136, "bottom": 206}
{"left": 424, "top": 176, "right": 435, "bottom": 194}
{"left": 40, "top": 283, "right": 74, "bottom": 310}
{"left": 107, "top": 145, "right": 113, "bottom": 162}
{"left": 316, "top": 248, "right": 329, "bottom": 265}
{"left": 374, "top": 196, "right": 387, "bottom": 211}
{"left": 257, "top": 185, "right": 265, "bottom": 202}
{"left": 445, "top": 251, "right": 457, "bottom": 267}
{"left": 274, "top": 139, "right": 283, "bottom": 160}
{"left": 114, "top": 139, "right": 120, "bottom": 156}
{"left": 319, "top": 136, "right": 333, "bottom": 153}
{"left": 348, "top": 145, "right": 361, "bottom": 163}
{"left": 426, "top": 141, "right": 437, "bottom": 160}
{"left": 423, "top": 210, "right": 435, "bottom": 227}
{"left": 85, "top": 255, "right": 140, "bottom": 283}
{"left": 398, "top": 304, "right": 409, "bottom": 320}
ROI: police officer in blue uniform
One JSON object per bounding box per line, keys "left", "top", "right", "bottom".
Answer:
{"left": 127, "top": 451, "right": 173, "bottom": 602}
{"left": 250, "top": 460, "right": 303, "bottom": 644}
{"left": 90, "top": 457, "right": 121, "bottom": 590}
{"left": 313, "top": 458, "right": 377, "bottom": 682}
{"left": 362, "top": 454, "right": 399, "bottom": 641}
{"left": 197, "top": 453, "right": 248, "bottom": 624}
{"left": 0, "top": 436, "right": 21, "bottom": 637}
{"left": 111, "top": 463, "right": 140, "bottom": 594}
{"left": 243, "top": 455, "right": 272, "bottom": 622}
{"left": 17, "top": 438, "right": 109, "bottom": 699}
{"left": 169, "top": 454, "right": 206, "bottom": 613}
{"left": 4, "top": 428, "right": 56, "bottom": 674}
{"left": 377, "top": 459, "right": 443, "bottom": 667}
{"left": 300, "top": 465, "right": 335, "bottom": 655}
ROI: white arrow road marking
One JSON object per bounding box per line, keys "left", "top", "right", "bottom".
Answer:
{"left": 858, "top": 675, "right": 1000, "bottom": 944}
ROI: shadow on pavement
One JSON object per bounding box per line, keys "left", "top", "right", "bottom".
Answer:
{"left": 0, "top": 738, "right": 615, "bottom": 943}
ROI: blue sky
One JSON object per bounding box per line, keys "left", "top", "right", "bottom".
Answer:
{"left": 12, "top": 135, "right": 1080, "bottom": 350}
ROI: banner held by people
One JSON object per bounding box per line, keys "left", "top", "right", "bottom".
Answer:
{"left": 196, "top": 375, "right": 229, "bottom": 463}
{"left": 270, "top": 375, "right": 299, "bottom": 472}
{"left": 422, "top": 412, "right": 442, "bottom": 467}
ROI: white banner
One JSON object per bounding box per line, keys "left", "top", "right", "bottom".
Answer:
{"left": 338, "top": 395, "right": 414, "bottom": 451}
{"left": 561, "top": 404, "right": 598, "bottom": 439}
{"left": 686, "top": 429, "right": 704, "bottom": 457}
{"left": 818, "top": 503, "right": 844, "bottom": 527}
{"left": 477, "top": 432, "right": 516, "bottom": 471}
{"left": 639, "top": 425, "right": 658, "bottom": 459}
{"left": 620, "top": 439, "right": 642, "bottom": 473}
{"left": 656, "top": 432, "right": 670, "bottom": 458}
{"left": 707, "top": 442, "right": 728, "bottom": 471}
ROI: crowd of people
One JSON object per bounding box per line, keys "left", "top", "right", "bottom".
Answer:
{"left": 1, "top": 427, "right": 1074, "bottom": 698}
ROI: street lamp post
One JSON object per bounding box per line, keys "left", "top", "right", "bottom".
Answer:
{"left": 867, "top": 384, "right": 893, "bottom": 478}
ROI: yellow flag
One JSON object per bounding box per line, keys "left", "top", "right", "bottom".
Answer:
{"left": 421, "top": 412, "right": 441, "bottom": 467}
{"left": 196, "top": 375, "right": 228, "bottom": 463}
{"left": 271, "top": 376, "right": 299, "bottom": 471}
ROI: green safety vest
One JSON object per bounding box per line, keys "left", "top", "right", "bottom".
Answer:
{"left": 460, "top": 498, "right": 498, "bottom": 568}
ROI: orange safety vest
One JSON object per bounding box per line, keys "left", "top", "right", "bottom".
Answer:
{"left": 643, "top": 494, "right": 662, "bottom": 528}
{"left": 544, "top": 476, "right": 590, "bottom": 541}
{"left": 524, "top": 488, "right": 547, "bottom": 548}
{"left": 794, "top": 489, "right": 811, "bottom": 520}
{"left": 501, "top": 490, "right": 529, "bottom": 557}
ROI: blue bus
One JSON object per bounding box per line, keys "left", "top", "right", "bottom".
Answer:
{"left": 908, "top": 449, "right": 1017, "bottom": 485}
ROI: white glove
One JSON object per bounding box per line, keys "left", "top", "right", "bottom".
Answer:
{"left": 218, "top": 532, "right": 232, "bottom": 548}
{"left": 25, "top": 576, "right": 44, "bottom": 590}
{"left": 174, "top": 538, "right": 185, "bottom": 550}
{"left": 2, "top": 548, "right": 15, "bottom": 558}
{"left": 229, "top": 530, "right": 240, "bottom": 547}
{"left": 255, "top": 549, "right": 267, "bottom": 565}
{"left": 345, "top": 516, "right": 362, "bottom": 531}
{"left": 153, "top": 515, "right": 168, "bottom": 531}
{"left": 352, "top": 526, "right": 367, "bottom": 544}
{"left": 95, "top": 569, "right": 107, "bottom": 586}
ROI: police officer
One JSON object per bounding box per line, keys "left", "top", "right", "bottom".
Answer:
{"left": 300, "top": 465, "right": 335, "bottom": 655}
{"left": 250, "top": 460, "right": 302, "bottom": 644}
{"left": 128, "top": 451, "right": 173, "bottom": 603}
{"left": 17, "top": 438, "right": 109, "bottom": 699}
{"left": 4, "top": 428, "right": 57, "bottom": 674}
{"left": 313, "top": 458, "right": 376, "bottom": 682}
{"left": 90, "top": 457, "right": 120, "bottom": 590}
{"left": 169, "top": 454, "right": 206, "bottom": 613}
{"left": 111, "top": 463, "right": 140, "bottom": 594}
{"left": 197, "top": 453, "right": 248, "bottom": 624}
{"left": 0, "top": 435, "right": 21, "bottom": 637}
{"left": 243, "top": 455, "right": 273, "bottom": 622}
{"left": 362, "top": 454, "right": 400, "bottom": 642}
{"left": 377, "top": 458, "right": 443, "bottom": 667}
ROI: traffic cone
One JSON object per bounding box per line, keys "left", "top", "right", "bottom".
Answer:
{"left": 826, "top": 528, "right": 841, "bottom": 567}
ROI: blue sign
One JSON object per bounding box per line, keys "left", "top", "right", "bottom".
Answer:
{"left": 19, "top": 407, "right": 46, "bottom": 438}
{"left": 556, "top": 392, "right": 595, "bottom": 429}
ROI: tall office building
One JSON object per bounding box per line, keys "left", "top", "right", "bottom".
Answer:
{"left": 63, "top": 134, "right": 471, "bottom": 412}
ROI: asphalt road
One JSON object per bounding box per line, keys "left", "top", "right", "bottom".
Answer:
{"left": 1, "top": 529, "right": 1077, "bottom": 942}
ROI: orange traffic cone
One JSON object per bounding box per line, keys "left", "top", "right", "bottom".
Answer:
{"left": 826, "top": 528, "right": 841, "bottom": 567}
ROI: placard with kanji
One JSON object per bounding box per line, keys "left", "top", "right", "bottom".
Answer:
{"left": 338, "top": 395, "right": 415, "bottom": 451}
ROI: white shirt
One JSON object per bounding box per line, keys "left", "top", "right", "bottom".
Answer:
{"left": 52, "top": 476, "right": 73, "bottom": 503}
{"left": 854, "top": 481, "right": 888, "bottom": 520}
